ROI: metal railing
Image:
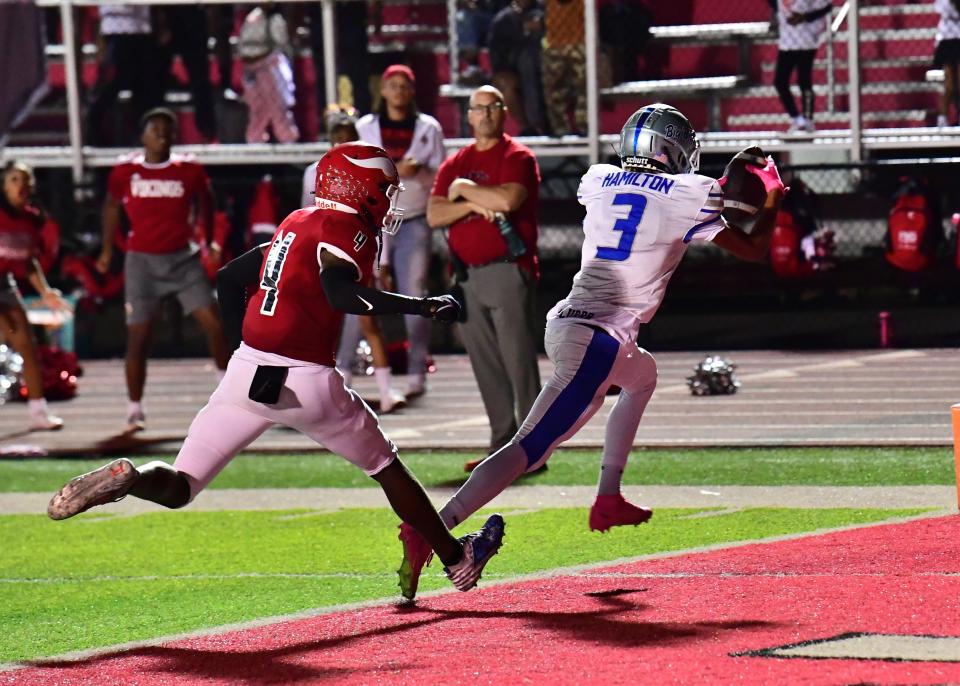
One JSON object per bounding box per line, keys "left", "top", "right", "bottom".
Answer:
{"left": 9, "top": 0, "right": 960, "bottom": 182}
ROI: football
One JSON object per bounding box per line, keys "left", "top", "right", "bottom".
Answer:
{"left": 721, "top": 146, "right": 768, "bottom": 227}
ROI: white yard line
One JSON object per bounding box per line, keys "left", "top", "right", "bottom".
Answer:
{"left": 2, "top": 485, "right": 955, "bottom": 516}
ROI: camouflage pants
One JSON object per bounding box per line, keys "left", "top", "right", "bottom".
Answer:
{"left": 541, "top": 44, "right": 587, "bottom": 136}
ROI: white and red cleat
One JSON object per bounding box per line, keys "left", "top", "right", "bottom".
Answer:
{"left": 589, "top": 494, "right": 653, "bottom": 533}
{"left": 47, "top": 458, "right": 137, "bottom": 520}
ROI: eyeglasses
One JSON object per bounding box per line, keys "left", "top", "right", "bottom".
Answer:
{"left": 467, "top": 102, "right": 505, "bottom": 115}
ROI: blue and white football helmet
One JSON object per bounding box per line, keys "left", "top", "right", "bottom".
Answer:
{"left": 617, "top": 104, "right": 701, "bottom": 175}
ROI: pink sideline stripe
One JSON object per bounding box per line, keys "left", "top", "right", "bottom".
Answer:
{"left": 5, "top": 516, "right": 959, "bottom": 685}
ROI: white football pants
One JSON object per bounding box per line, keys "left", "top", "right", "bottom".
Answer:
{"left": 173, "top": 350, "right": 397, "bottom": 500}
{"left": 440, "top": 321, "right": 657, "bottom": 527}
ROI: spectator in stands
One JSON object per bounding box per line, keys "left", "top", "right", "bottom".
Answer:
{"left": 303, "top": 2, "right": 376, "bottom": 118}
{"left": 155, "top": 6, "right": 218, "bottom": 141}
{"left": 238, "top": 3, "right": 299, "bottom": 144}
{"left": 355, "top": 65, "right": 447, "bottom": 397}
{"left": 209, "top": 5, "right": 237, "bottom": 96}
{"left": 0, "top": 161, "right": 72, "bottom": 431}
{"left": 96, "top": 108, "right": 230, "bottom": 432}
{"left": 934, "top": 0, "right": 960, "bottom": 127}
{"left": 770, "top": 0, "right": 831, "bottom": 134}
{"left": 87, "top": 4, "right": 165, "bottom": 145}
{"left": 598, "top": 0, "right": 652, "bottom": 84}
{"left": 301, "top": 106, "right": 407, "bottom": 413}
{"left": 457, "top": 0, "right": 503, "bottom": 84}
{"left": 427, "top": 85, "right": 542, "bottom": 465}
{"left": 488, "top": 0, "right": 549, "bottom": 135}
{"left": 541, "top": 0, "right": 587, "bottom": 137}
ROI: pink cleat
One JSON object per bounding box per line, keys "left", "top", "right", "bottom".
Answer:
{"left": 589, "top": 494, "right": 653, "bottom": 533}
{"left": 397, "top": 522, "right": 434, "bottom": 600}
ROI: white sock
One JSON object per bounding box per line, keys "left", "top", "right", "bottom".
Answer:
{"left": 28, "top": 398, "right": 47, "bottom": 415}
{"left": 128, "top": 400, "right": 143, "bottom": 417}
{"left": 374, "top": 367, "right": 393, "bottom": 401}
{"left": 439, "top": 443, "right": 528, "bottom": 529}
{"left": 598, "top": 387, "right": 654, "bottom": 496}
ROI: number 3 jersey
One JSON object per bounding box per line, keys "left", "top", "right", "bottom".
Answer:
{"left": 547, "top": 163, "right": 726, "bottom": 344}
{"left": 242, "top": 205, "right": 379, "bottom": 366}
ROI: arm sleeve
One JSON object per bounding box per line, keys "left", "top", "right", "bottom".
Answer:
{"left": 321, "top": 263, "right": 426, "bottom": 316}
{"left": 106, "top": 166, "right": 126, "bottom": 201}
{"left": 301, "top": 164, "right": 316, "bottom": 209}
{"left": 682, "top": 180, "right": 726, "bottom": 244}
{"left": 193, "top": 163, "right": 212, "bottom": 193}
{"left": 500, "top": 149, "right": 539, "bottom": 187}
{"left": 577, "top": 166, "right": 605, "bottom": 206}
{"left": 431, "top": 157, "right": 455, "bottom": 198}
{"left": 802, "top": 3, "right": 831, "bottom": 21}
{"left": 425, "top": 121, "right": 447, "bottom": 171}
{"left": 216, "top": 245, "right": 267, "bottom": 352}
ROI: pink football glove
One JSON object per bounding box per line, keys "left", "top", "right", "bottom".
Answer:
{"left": 746, "top": 155, "right": 787, "bottom": 194}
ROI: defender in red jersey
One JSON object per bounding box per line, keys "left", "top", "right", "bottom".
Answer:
{"left": 49, "top": 143, "right": 507, "bottom": 597}
{"left": 98, "top": 108, "right": 231, "bottom": 433}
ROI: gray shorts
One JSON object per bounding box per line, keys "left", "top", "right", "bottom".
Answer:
{"left": 124, "top": 247, "right": 215, "bottom": 325}
{"left": 0, "top": 273, "right": 24, "bottom": 310}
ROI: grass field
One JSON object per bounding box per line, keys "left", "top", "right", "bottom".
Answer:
{"left": 0, "top": 446, "right": 949, "bottom": 665}
{"left": 0, "top": 447, "right": 953, "bottom": 492}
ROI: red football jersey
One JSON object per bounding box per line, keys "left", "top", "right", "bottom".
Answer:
{"left": 107, "top": 154, "right": 210, "bottom": 254}
{"left": 242, "top": 206, "right": 378, "bottom": 366}
{"left": 0, "top": 206, "right": 43, "bottom": 278}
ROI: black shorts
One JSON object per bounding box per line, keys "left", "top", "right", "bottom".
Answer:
{"left": 934, "top": 39, "right": 960, "bottom": 68}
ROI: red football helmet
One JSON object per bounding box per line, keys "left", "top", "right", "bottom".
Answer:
{"left": 314, "top": 142, "right": 404, "bottom": 235}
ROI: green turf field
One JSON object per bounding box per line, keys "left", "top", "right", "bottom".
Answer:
{"left": 0, "top": 447, "right": 948, "bottom": 664}
{"left": 0, "top": 506, "right": 924, "bottom": 663}
{"left": 0, "top": 447, "right": 953, "bottom": 492}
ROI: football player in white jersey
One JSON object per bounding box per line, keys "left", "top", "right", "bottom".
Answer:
{"left": 397, "top": 103, "right": 786, "bottom": 599}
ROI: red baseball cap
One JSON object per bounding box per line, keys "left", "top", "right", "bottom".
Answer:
{"left": 381, "top": 64, "right": 415, "bottom": 85}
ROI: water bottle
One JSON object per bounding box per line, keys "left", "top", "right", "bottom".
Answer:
{"left": 494, "top": 212, "right": 527, "bottom": 259}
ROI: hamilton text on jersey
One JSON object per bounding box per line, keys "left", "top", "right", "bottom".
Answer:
{"left": 599, "top": 172, "right": 676, "bottom": 194}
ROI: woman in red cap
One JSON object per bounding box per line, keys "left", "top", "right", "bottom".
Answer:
{"left": 354, "top": 65, "right": 447, "bottom": 398}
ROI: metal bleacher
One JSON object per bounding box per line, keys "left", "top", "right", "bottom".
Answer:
{"left": 6, "top": 0, "right": 960, "bottom": 177}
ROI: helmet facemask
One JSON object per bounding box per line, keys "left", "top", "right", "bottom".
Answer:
{"left": 381, "top": 182, "right": 405, "bottom": 235}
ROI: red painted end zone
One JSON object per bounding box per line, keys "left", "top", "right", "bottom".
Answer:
{"left": 7, "top": 515, "right": 960, "bottom": 685}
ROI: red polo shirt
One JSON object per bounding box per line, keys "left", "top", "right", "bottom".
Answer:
{"left": 432, "top": 135, "right": 540, "bottom": 278}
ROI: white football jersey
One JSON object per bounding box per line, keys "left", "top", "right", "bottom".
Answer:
{"left": 547, "top": 163, "right": 725, "bottom": 344}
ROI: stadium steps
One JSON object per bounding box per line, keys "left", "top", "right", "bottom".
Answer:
{"left": 14, "top": 1, "right": 949, "bottom": 144}
{"left": 726, "top": 109, "right": 929, "bottom": 131}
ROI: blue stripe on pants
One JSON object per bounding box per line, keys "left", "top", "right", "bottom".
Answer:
{"left": 519, "top": 328, "right": 619, "bottom": 467}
